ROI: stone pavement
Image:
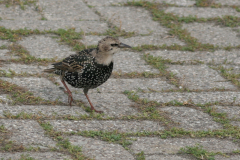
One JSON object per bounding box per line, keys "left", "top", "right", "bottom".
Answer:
{"left": 1, "top": 0, "right": 240, "bottom": 159}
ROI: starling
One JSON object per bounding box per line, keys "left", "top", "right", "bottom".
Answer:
{"left": 44, "top": 36, "right": 131, "bottom": 113}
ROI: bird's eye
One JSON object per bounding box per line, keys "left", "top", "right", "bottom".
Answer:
{"left": 111, "top": 44, "right": 118, "bottom": 47}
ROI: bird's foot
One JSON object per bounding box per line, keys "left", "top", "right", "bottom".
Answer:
{"left": 91, "top": 106, "right": 103, "bottom": 113}
{"left": 64, "top": 90, "right": 75, "bottom": 106}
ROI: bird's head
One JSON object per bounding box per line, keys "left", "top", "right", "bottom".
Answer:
{"left": 97, "top": 36, "right": 131, "bottom": 55}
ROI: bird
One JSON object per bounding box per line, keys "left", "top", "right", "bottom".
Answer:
{"left": 44, "top": 36, "right": 131, "bottom": 113}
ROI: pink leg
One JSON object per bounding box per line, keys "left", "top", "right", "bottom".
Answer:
{"left": 84, "top": 92, "right": 103, "bottom": 113}
{"left": 61, "top": 80, "right": 74, "bottom": 106}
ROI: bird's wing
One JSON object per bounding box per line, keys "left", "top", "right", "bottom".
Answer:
{"left": 52, "top": 48, "right": 95, "bottom": 72}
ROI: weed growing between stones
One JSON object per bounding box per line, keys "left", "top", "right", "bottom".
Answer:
{"left": 125, "top": 1, "right": 240, "bottom": 51}
{"left": 0, "top": 125, "right": 25, "bottom": 152}
{"left": 39, "top": 121, "right": 91, "bottom": 160}
{"left": 136, "top": 151, "right": 145, "bottom": 160}
{"left": 0, "top": 0, "right": 36, "bottom": 10}
{"left": 0, "top": 79, "right": 62, "bottom": 105}
{"left": 179, "top": 144, "right": 216, "bottom": 160}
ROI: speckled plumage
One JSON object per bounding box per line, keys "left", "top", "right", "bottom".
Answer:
{"left": 44, "top": 36, "right": 131, "bottom": 113}
{"left": 53, "top": 48, "right": 113, "bottom": 89}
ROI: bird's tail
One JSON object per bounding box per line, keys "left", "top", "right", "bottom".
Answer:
{"left": 43, "top": 68, "right": 56, "bottom": 73}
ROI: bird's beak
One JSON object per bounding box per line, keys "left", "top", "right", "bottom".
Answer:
{"left": 119, "top": 43, "right": 131, "bottom": 48}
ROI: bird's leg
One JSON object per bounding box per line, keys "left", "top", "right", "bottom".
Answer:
{"left": 61, "top": 79, "right": 74, "bottom": 106}
{"left": 84, "top": 88, "right": 103, "bottom": 113}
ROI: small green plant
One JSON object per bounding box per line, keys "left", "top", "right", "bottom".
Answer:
{"left": 180, "top": 144, "right": 216, "bottom": 160}
{"left": 136, "top": 151, "right": 145, "bottom": 160}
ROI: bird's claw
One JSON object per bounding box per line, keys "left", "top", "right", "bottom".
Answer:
{"left": 64, "top": 90, "right": 75, "bottom": 106}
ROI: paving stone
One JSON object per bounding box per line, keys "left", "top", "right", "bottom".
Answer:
{"left": 37, "top": 0, "right": 99, "bottom": 21}
{"left": 222, "top": 65, "right": 240, "bottom": 74}
{"left": 0, "top": 104, "right": 87, "bottom": 117}
{"left": 165, "top": 7, "right": 240, "bottom": 18}
{"left": 157, "top": 0, "right": 195, "bottom": 6}
{"left": 167, "top": 65, "right": 237, "bottom": 90}
{"left": 145, "top": 155, "right": 193, "bottom": 160}
{"left": 81, "top": 35, "right": 185, "bottom": 47}
{"left": 130, "top": 138, "right": 240, "bottom": 154}
{"left": 18, "top": 35, "right": 76, "bottom": 60}
{"left": 113, "top": 51, "right": 159, "bottom": 73}
{"left": 215, "top": 155, "right": 240, "bottom": 160}
{"left": 0, "top": 5, "right": 41, "bottom": 20}
{"left": 0, "top": 152, "right": 71, "bottom": 160}
{"left": 0, "top": 49, "right": 19, "bottom": 60}
{"left": 148, "top": 50, "right": 240, "bottom": 65}
{"left": 94, "top": 78, "right": 177, "bottom": 92}
{"left": 0, "top": 119, "right": 56, "bottom": 148}
{"left": 138, "top": 92, "right": 240, "bottom": 104}
{"left": 213, "top": 106, "right": 240, "bottom": 119}
{"left": 0, "top": 20, "right": 108, "bottom": 33}
{"left": 95, "top": 6, "right": 169, "bottom": 35}
{"left": 68, "top": 136, "right": 134, "bottom": 160}
{"left": 0, "top": 77, "right": 68, "bottom": 102}
{"left": 182, "top": 23, "right": 240, "bottom": 46}
{"left": 215, "top": 0, "right": 240, "bottom": 5}
{"left": 0, "top": 39, "right": 10, "bottom": 46}
{"left": 49, "top": 120, "right": 164, "bottom": 132}
{"left": 160, "top": 106, "right": 222, "bottom": 131}
{"left": 57, "top": 77, "right": 176, "bottom": 93}
{"left": 84, "top": 0, "right": 195, "bottom": 6}
{"left": 1, "top": 77, "right": 138, "bottom": 117}
{"left": 231, "top": 121, "right": 240, "bottom": 127}
{"left": 0, "top": 63, "right": 46, "bottom": 74}
{"left": 0, "top": 49, "right": 12, "bottom": 60}
{"left": 0, "top": 94, "right": 11, "bottom": 106}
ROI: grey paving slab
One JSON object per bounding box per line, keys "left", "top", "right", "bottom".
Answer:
{"left": 84, "top": 0, "right": 195, "bottom": 6}
{"left": 0, "top": 39, "right": 10, "bottom": 46}
{"left": 0, "top": 49, "right": 14, "bottom": 60}
{"left": 56, "top": 76, "right": 176, "bottom": 94}
{"left": 94, "top": 78, "right": 177, "bottom": 92}
{"left": 0, "top": 5, "right": 41, "bottom": 20}
{"left": 19, "top": 35, "right": 76, "bottom": 60}
{"left": 130, "top": 137, "right": 240, "bottom": 154}
{"left": 1, "top": 77, "right": 138, "bottom": 117}
{"left": 0, "top": 77, "right": 67, "bottom": 102}
{"left": 160, "top": 106, "right": 222, "bottom": 131}
{"left": 167, "top": 65, "right": 237, "bottom": 90}
{"left": 222, "top": 65, "right": 240, "bottom": 74}
{"left": 214, "top": 106, "right": 240, "bottom": 119}
{"left": 68, "top": 136, "right": 134, "bottom": 160}
{"left": 1, "top": 63, "right": 46, "bottom": 74}
{"left": 81, "top": 35, "right": 185, "bottom": 47}
{"left": 49, "top": 120, "right": 165, "bottom": 132}
{"left": 0, "top": 104, "right": 87, "bottom": 117}
{"left": 75, "top": 92, "right": 139, "bottom": 117}
{"left": 165, "top": 7, "right": 240, "bottom": 18}
{"left": 0, "top": 94, "right": 11, "bottom": 106}
{"left": 231, "top": 121, "right": 240, "bottom": 127}
{"left": 0, "top": 152, "right": 71, "bottom": 160}
{"left": 182, "top": 23, "right": 240, "bottom": 46}
{"left": 145, "top": 155, "right": 193, "bottom": 160}
{"left": 113, "top": 51, "right": 160, "bottom": 73}
{"left": 0, "top": 119, "right": 56, "bottom": 148}
{"left": 37, "top": 0, "right": 99, "bottom": 21}
{"left": 215, "top": 155, "right": 240, "bottom": 160}
{"left": 0, "top": 20, "right": 108, "bottom": 33}
{"left": 148, "top": 50, "right": 240, "bottom": 65}
{"left": 138, "top": 92, "right": 240, "bottom": 104}
{"left": 95, "top": 6, "right": 169, "bottom": 35}
{"left": 215, "top": 0, "right": 240, "bottom": 5}
{"left": 158, "top": 0, "right": 196, "bottom": 6}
